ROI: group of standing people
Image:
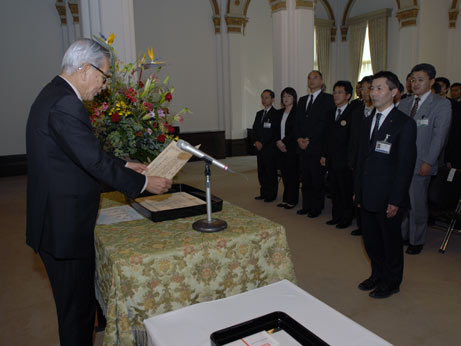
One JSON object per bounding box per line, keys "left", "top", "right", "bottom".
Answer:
{"left": 253, "top": 63, "right": 456, "bottom": 299}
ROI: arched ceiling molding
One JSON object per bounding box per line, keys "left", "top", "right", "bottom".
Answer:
{"left": 317, "top": 0, "right": 336, "bottom": 41}
{"left": 209, "top": 0, "right": 221, "bottom": 33}
{"left": 449, "top": 0, "right": 460, "bottom": 28}
{"left": 55, "top": 0, "right": 67, "bottom": 25}
{"left": 225, "top": 0, "right": 249, "bottom": 33}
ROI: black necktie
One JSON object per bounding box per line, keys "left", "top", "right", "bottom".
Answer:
{"left": 370, "top": 112, "right": 382, "bottom": 143}
{"left": 306, "top": 95, "right": 313, "bottom": 115}
{"left": 335, "top": 108, "right": 342, "bottom": 121}
{"left": 261, "top": 110, "right": 267, "bottom": 123}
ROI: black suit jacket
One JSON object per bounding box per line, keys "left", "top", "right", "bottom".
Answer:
{"left": 252, "top": 106, "right": 278, "bottom": 148}
{"left": 26, "top": 76, "right": 145, "bottom": 259}
{"left": 354, "top": 107, "right": 417, "bottom": 212}
{"left": 323, "top": 104, "right": 355, "bottom": 170}
{"left": 295, "top": 92, "right": 335, "bottom": 155}
{"left": 272, "top": 108, "right": 297, "bottom": 151}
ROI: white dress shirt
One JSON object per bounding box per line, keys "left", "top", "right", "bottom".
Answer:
{"left": 370, "top": 104, "right": 394, "bottom": 139}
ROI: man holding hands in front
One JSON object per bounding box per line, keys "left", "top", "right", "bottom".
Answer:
{"left": 354, "top": 71, "right": 416, "bottom": 299}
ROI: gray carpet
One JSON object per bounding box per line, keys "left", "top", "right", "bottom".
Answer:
{"left": 1, "top": 155, "right": 460, "bottom": 345}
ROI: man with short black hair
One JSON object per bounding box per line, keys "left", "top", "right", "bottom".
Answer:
{"left": 450, "top": 82, "right": 461, "bottom": 102}
{"left": 398, "top": 63, "right": 451, "bottom": 255}
{"left": 321, "top": 81, "right": 355, "bottom": 229}
{"left": 355, "top": 71, "right": 416, "bottom": 298}
{"left": 435, "top": 77, "right": 451, "bottom": 98}
{"left": 253, "top": 89, "right": 278, "bottom": 202}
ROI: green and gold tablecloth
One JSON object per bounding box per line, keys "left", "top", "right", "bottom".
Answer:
{"left": 95, "top": 192, "right": 297, "bottom": 346}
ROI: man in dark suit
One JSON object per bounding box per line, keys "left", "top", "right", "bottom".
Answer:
{"left": 295, "top": 70, "right": 335, "bottom": 217}
{"left": 252, "top": 89, "right": 278, "bottom": 202}
{"left": 354, "top": 71, "right": 417, "bottom": 299}
{"left": 398, "top": 64, "right": 451, "bottom": 255}
{"left": 321, "top": 81, "right": 354, "bottom": 229}
{"left": 26, "top": 39, "right": 172, "bottom": 345}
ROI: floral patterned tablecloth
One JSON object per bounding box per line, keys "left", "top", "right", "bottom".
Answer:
{"left": 95, "top": 192, "right": 297, "bottom": 346}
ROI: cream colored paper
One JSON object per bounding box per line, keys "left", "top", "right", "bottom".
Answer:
{"left": 135, "top": 192, "right": 205, "bottom": 212}
{"left": 143, "top": 141, "right": 199, "bottom": 179}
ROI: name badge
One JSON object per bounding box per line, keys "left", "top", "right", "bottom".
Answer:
{"left": 263, "top": 122, "right": 271, "bottom": 129}
{"left": 417, "top": 118, "right": 429, "bottom": 127}
{"left": 375, "top": 134, "right": 392, "bottom": 154}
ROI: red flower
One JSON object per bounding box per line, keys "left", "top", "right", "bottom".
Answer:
{"left": 165, "top": 107, "right": 170, "bottom": 114}
{"left": 168, "top": 125, "right": 175, "bottom": 134}
{"left": 111, "top": 113, "right": 121, "bottom": 123}
{"left": 157, "top": 134, "right": 166, "bottom": 143}
{"left": 165, "top": 92, "right": 172, "bottom": 102}
{"left": 137, "top": 131, "right": 143, "bottom": 137}
{"left": 138, "top": 80, "right": 144, "bottom": 89}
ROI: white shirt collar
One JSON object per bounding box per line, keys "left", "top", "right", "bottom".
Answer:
{"left": 337, "top": 103, "right": 348, "bottom": 113}
{"left": 415, "top": 90, "right": 431, "bottom": 105}
{"left": 59, "top": 75, "right": 82, "bottom": 101}
{"left": 310, "top": 89, "right": 322, "bottom": 101}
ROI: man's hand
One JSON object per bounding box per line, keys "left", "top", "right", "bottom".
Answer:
{"left": 276, "top": 140, "right": 287, "bottom": 152}
{"left": 146, "top": 176, "right": 172, "bottom": 195}
{"left": 386, "top": 204, "right": 399, "bottom": 218}
{"left": 255, "top": 141, "right": 263, "bottom": 151}
{"left": 418, "top": 162, "right": 432, "bottom": 176}
{"left": 297, "top": 138, "right": 309, "bottom": 150}
{"left": 320, "top": 157, "right": 326, "bottom": 167}
{"left": 126, "top": 162, "right": 148, "bottom": 174}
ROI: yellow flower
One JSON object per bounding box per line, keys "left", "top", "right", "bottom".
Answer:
{"left": 107, "top": 33, "right": 116, "bottom": 46}
{"left": 148, "top": 48, "right": 155, "bottom": 62}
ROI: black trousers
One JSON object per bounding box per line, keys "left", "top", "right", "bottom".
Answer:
{"left": 300, "top": 153, "right": 325, "bottom": 213}
{"left": 40, "top": 250, "right": 96, "bottom": 346}
{"left": 329, "top": 167, "right": 353, "bottom": 222}
{"left": 360, "top": 207, "right": 404, "bottom": 287}
{"left": 278, "top": 149, "right": 299, "bottom": 205}
{"left": 256, "top": 147, "right": 278, "bottom": 199}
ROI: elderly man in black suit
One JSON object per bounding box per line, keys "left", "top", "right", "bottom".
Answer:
{"left": 354, "top": 71, "right": 416, "bottom": 299}
{"left": 321, "top": 81, "right": 355, "bottom": 229}
{"left": 295, "top": 70, "right": 335, "bottom": 218}
{"left": 252, "top": 89, "right": 278, "bottom": 202}
{"left": 26, "top": 39, "right": 172, "bottom": 345}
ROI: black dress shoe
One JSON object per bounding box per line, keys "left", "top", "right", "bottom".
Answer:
{"left": 297, "top": 209, "right": 308, "bottom": 215}
{"left": 326, "top": 218, "right": 340, "bottom": 225}
{"left": 358, "top": 277, "right": 380, "bottom": 291}
{"left": 350, "top": 229, "right": 362, "bottom": 236}
{"left": 277, "top": 203, "right": 287, "bottom": 208}
{"left": 369, "top": 285, "right": 399, "bottom": 299}
{"left": 254, "top": 196, "right": 265, "bottom": 200}
{"left": 284, "top": 204, "right": 295, "bottom": 209}
{"left": 264, "top": 198, "right": 276, "bottom": 203}
{"left": 406, "top": 244, "right": 423, "bottom": 255}
{"left": 307, "top": 210, "right": 321, "bottom": 218}
{"left": 336, "top": 221, "right": 352, "bottom": 229}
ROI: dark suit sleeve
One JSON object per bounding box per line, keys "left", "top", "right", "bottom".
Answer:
{"left": 282, "top": 109, "right": 297, "bottom": 146}
{"left": 295, "top": 98, "right": 306, "bottom": 140}
{"left": 389, "top": 118, "right": 417, "bottom": 207}
{"left": 48, "top": 95, "right": 145, "bottom": 199}
{"left": 272, "top": 109, "right": 283, "bottom": 142}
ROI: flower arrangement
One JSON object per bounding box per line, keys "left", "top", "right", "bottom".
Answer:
{"left": 86, "top": 34, "right": 190, "bottom": 162}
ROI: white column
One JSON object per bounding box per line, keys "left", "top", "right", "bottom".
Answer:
{"left": 227, "top": 34, "right": 245, "bottom": 139}
{"left": 396, "top": 25, "right": 418, "bottom": 79}
{"left": 271, "top": 6, "right": 289, "bottom": 105}
{"left": 293, "top": 1, "right": 315, "bottom": 96}
{"left": 80, "top": 0, "right": 136, "bottom": 63}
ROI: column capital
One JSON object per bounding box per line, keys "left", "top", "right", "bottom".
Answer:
{"left": 449, "top": 9, "right": 459, "bottom": 28}
{"left": 395, "top": 6, "right": 419, "bottom": 28}
{"left": 55, "top": 0, "right": 67, "bottom": 25}
{"left": 340, "top": 25, "right": 348, "bottom": 41}
{"left": 270, "top": 0, "right": 286, "bottom": 13}
{"left": 225, "top": 15, "right": 248, "bottom": 34}
{"left": 295, "top": 0, "right": 314, "bottom": 10}
{"left": 213, "top": 16, "right": 221, "bottom": 33}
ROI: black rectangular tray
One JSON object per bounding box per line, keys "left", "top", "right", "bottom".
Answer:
{"left": 210, "top": 311, "right": 329, "bottom": 346}
{"left": 126, "top": 183, "right": 223, "bottom": 222}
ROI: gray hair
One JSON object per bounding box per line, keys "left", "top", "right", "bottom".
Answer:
{"left": 61, "top": 39, "right": 110, "bottom": 75}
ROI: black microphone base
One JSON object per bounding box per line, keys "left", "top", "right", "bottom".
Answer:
{"left": 193, "top": 218, "right": 227, "bottom": 233}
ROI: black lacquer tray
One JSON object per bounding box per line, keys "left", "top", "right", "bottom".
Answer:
{"left": 210, "top": 311, "right": 330, "bottom": 346}
{"left": 126, "top": 183, "right": 223, "bottom": 222}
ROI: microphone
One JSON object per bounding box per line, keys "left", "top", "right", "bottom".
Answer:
{"left": 177, "top": 139, "right": 234, "bottom": 173}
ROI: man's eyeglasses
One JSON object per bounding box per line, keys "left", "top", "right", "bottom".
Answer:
{"left": 79, "top": 63, "right": 111, "bottom": 83}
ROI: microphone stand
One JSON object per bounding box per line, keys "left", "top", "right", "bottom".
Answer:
{"left": 193, "top": 161, "right": 227, "bottom": 233}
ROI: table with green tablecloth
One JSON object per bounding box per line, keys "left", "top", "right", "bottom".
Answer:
{"left": 95, "top": 192, "right": 297, "bottom": 346}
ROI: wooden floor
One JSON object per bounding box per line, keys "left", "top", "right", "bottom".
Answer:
{"left": 1, "top": 156, "right": 461, "bottom": 346}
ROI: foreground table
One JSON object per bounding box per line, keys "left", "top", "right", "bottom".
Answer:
{"left": 95, "top": 192, "right": 296, "bottom": 346}
{"left": 144, "top": 280, "right": 392, "bottom": 346}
